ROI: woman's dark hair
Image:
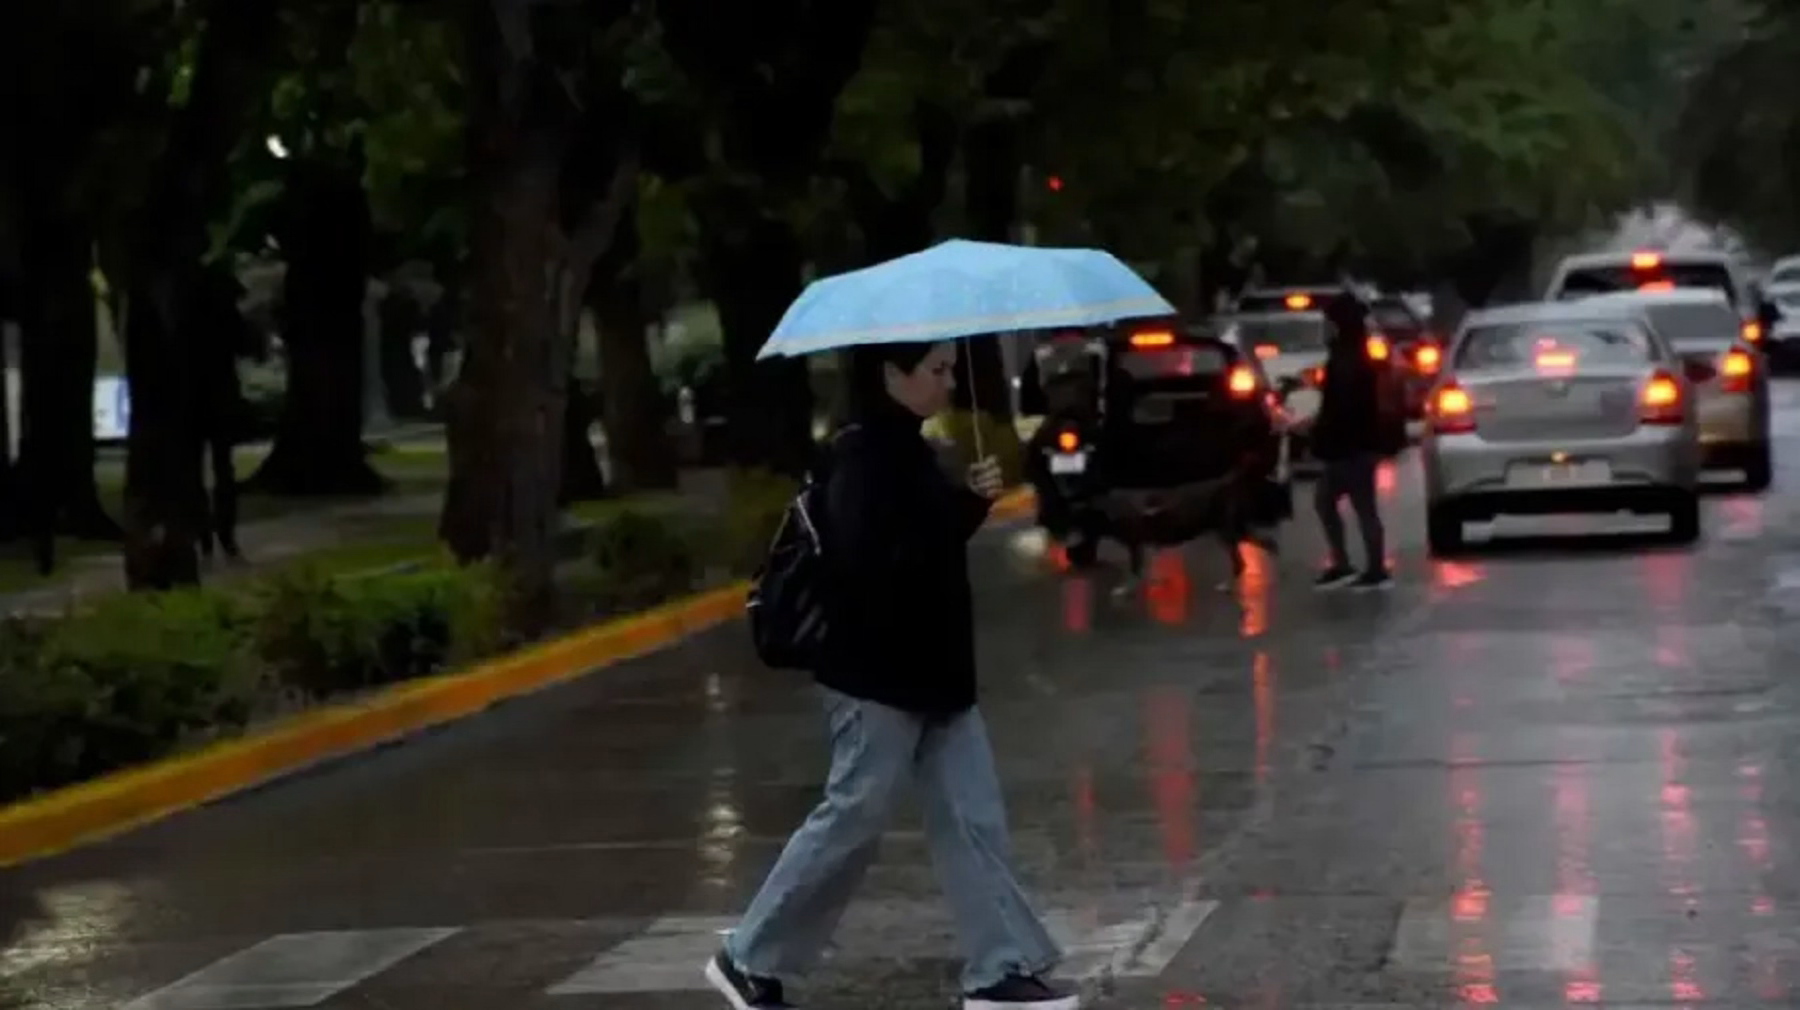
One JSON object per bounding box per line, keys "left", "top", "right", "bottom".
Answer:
{"left": 844, "top": 342, "right": 938, "bottom": 414}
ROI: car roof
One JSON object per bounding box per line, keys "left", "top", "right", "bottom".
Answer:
{"left": 1554, "top": 249, "right": 1734, "bottom": 270}
{"left": 1460, "top": 300, "right": 1646, "bottom": 328}
{"left": 1568, "top": 288, "right": 1733, "bottom": 308}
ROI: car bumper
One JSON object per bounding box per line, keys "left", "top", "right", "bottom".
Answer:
{"left": 1424, "top": 424, "right": 1699, "bottom": 511}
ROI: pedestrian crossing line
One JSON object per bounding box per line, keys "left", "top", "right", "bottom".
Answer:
{"left": 1389, "top": 894, "right": 1599, "bottom": 974}
{"left": 119, "top": 927, "right": 460, "bottom": 1010}
{"left": 545, "top": 914, "right": 733, "bottom": 995}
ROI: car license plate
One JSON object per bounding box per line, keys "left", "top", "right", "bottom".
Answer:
{"left": 1505, "top": 460, "right": 1611, "bottom": 488}
{"left": 1049, "top": 452, "right": 1088, "bottom": 475}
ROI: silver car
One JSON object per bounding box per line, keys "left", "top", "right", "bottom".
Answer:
{"left": 1422, "top": 302, "right": 1702, "bottom": 555}
{"left": 1569, "top": 288, "right": 1771, "bottom": 489}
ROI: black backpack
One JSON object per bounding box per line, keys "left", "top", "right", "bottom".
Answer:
{"left": 746, "top": 427, "right": 855, "bottom": 670}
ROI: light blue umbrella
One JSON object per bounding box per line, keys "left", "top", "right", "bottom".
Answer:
{"left": 756, "top": 239, "right": 1176, "bottom": 359}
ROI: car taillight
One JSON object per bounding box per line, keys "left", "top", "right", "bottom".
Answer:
{"left": 1227, "top": 363, "right": 1258, "bottom": 398}
{"left": 1742, "top": 320, "right": 1763, "bottom": 343}
{"left": 1129, "top": 329, "right": 1175, "bottom": 348}
{"left": 1254, "top": 343, "right": 1278, "bottom": 359}
{"left": 1366, "top": 334, "right": 1390, "bottom": 361}
{"left": 1304, "top": 365, "right": 1325, "bottom": 386}
{"left": 1533, "top": 349, "right": 1576, "bottom": 373}
{"left": 1414, "top": 343, "right": 1441, "bottom": 374}
{"left": 1429, "top": 382, "right": 1475, "bottom": 434}
{"left": 1056, "top": 430, "right": 1080, "bottom": 451}
{"left": 1638, "top": 371, "right": 1683, "bottom": 424}
{"left": 1720, "top": 347, "right": 1754, "bottom": 393}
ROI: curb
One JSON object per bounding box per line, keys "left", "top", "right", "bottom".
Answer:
{"left": 0, "top": 487, "right": 1036, "bottom": 869}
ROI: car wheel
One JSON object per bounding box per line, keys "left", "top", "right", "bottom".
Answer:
{"left": 1426, "top": 502, "right": 1464, "bottom": 556}
{"left": 1065, "top": 537, "right": 1100, "bottom": 569}
{"left": 1743, "top": 442, "right": 1773, "bottom": 492}
{"left": 1668, "top": 492, "right": 1702, "bottom": 544}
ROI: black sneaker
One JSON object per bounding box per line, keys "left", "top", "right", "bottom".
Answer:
{"left": 704, "top": 949, "right": 794, "bottom": 1009}
{"left": 1313, "top": 563, "right": 1357, "bottom": 589}
{"left": 964, "top": 974, "right": 1080, "bottom": 1010}
{"left": 1350, "top": 568, "right": 1394, "bottom": 591}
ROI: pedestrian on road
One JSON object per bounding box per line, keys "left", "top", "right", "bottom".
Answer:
{"left": 1292, "top": 291, "right": 1394, "bottom": 590}
{"left": 706, "top": 340, "right": 1077, "bottom": 1010}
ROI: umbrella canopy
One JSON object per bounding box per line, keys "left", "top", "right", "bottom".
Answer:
{"left": 757, "top": 239, "right": 1176, "bottom": 359}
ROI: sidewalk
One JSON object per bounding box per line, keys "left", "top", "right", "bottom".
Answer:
{"left": 0, "top": 468, "right": 732, "bottom": 615}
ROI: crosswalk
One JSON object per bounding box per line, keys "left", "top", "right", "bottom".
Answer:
{"left": 87, "top": 888, "right": 1789, "bottom": 1008}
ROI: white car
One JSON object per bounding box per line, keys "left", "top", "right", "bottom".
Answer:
{"left": 1568, "top": 288, "right": 1771, "bottom": 489}
{"left": 1764, "top": 254, "right": 1800, "bottom": 348}
{"left": 1422, "top": 301, "right": 1702, "bottom": 554}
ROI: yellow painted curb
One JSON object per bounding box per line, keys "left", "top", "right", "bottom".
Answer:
{"left": 0, "top": 486, "right": 1038, "bottom": 869}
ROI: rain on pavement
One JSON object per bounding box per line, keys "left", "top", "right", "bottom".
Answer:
{"left": 10, "top": 386, "right": 1800, "bottom": 1009}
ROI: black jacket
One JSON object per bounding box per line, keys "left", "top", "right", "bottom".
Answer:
{"left": 815, "top": 403, "right": 992, "bottom": 716}
{"left": 1312, "top": 336, "right": 1386, "bottom": 460}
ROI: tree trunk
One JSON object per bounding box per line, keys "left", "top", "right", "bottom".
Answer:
{"left": 698, "top": 206, "right": 814, "bottom": 475}
{"left": 557, "top": 376, "right": 606, "bottom": 505}
{"left": 118, "top": 0, "right": 281, "bottom": 589}
{"left": 17, "top": 207, "right": 116, "bottom": 560}
{"left": 248, "top": 153, "right": 384, "bottom": 496}
{"left": 592, "top": 215, "right": 676, "bottom": 492}
{"left": 441, "top": 5, "right": 573, "bottom": 635}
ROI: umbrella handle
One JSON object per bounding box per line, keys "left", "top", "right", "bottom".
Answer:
{"left": 965, "top": 343, "right": 985, "bottom": 460}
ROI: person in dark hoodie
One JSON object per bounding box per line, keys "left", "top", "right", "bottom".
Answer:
{"left": 705, "top": 340, "right": 1076, "bottom": 1010}
{"left": 1293, "top": 291, "right": 1394, "bottom": 590}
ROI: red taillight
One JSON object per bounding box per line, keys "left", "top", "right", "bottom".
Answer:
{"left": 1056, "top": 430, "right": 1079, "bottom": 451}
{"left": 1638, "top": 280, "right": 1675, "bottom": 292}
{"left": 1430, "top": 382, "right": 1475, "bottom": 434}
{"left": 1284, "top": 293, "right": 1312, "bottom": 310}
{"left": 1742, "top": 320, "right": 1763, "bottom": 343}
{"left": 1638, "top": 371, "right": 1683, "bottom": 424}
{"left": 1414, "top": 343, "right": 1441, "bottom": 374}
{"left": 1720, "top": 347, "right": 1754, "bottom": 393}
{"left": 1304, "top": 365, "right": 1325, "bottom": 386}
{"left": 1130, "top": 329, "right": 1175, "bottom": 348}
{"left": 1227, "top": 363, "right": 1258, "bottom": 398}
{"left": 1366, "top": 334, "right": 1390, "bottom": 361}
{"left": 1254, "top": 343, "right": 1278, "bottom": 359}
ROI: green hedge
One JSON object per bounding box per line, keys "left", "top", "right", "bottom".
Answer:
{"left": 0, "top": 492, "right": 783, "bottom": 806}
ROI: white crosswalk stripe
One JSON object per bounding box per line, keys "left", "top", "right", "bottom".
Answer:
{"left": 98, "top": 892, "right": 1624, "bottom": 1005}
{"left": 119, "top": 927, "right": 460, "bottom": 1010}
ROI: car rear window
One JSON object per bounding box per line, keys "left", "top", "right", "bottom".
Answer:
{"left": 1644, "top": 301, "right": 1739, "bottom": 350}
{"left": 1370, "top": 303, "right": 1422, "bottom": 336}
{"left": 1552, "top": 262, "right": 1737, "bottom": 303}
{"left": 1235, "top": 290, "right": 1338, "bottom": 314}
{"left": 1116, "top": 343, "right": 1231, "bottom": 380}
{"left": 1454, "top": 321, "right": 1655, "bottom": 370}
{"left": 1233, "top": 315, "right": 1329, "bottom": 352}
{"left": 1769, "top": 263, "right": 1800, "bottom": 285}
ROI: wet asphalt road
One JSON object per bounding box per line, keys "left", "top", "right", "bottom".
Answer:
{"left": 11, "top": 386, "right": 1800, "bottom": 1009}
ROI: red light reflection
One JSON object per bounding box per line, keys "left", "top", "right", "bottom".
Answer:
{"left": 1143, "top": 687, "right": 1196, "bottom": 869}
{"left": 1061, "top": 578, "right": 1091, "bottom": 633}
{"left": 1449, "top": 730, "right": 1496, "bottom": 1005}
{"left": 1237, "top": 547, "right": 1270, "bottom": 638}
{"left": 1376, "top": 460, "right": 1398, "bottom": 496}
{"left": 1146, "top": 552, "right": 1190, "bottom": 626}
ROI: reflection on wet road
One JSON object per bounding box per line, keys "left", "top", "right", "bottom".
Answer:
{"left": 13, "top": 385, "right": 1800, "bottom": 1007}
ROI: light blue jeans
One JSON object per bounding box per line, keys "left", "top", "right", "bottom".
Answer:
{"left": 725, "top": 687, "right": 1061, "bottom": 991}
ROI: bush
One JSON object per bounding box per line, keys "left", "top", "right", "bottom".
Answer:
{"left": 250, "top": 563, "right": 503, "bottom": 698}
{"left": 716, "top": 468, "right": 799, "bottom": 576}
{"left": 587, "top": 506, "right": 698, "bottom": 611}
{"left": 0, "top": 590, "right": 262, "bottom": 802}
